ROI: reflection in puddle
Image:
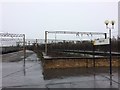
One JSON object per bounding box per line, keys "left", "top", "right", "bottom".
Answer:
{"left": 43, "top": 67, "right": 118, "bottom": 80}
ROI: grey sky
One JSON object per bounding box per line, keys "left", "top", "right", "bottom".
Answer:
{"left": 1, "top": 1, "right": 118, "bottom": 39}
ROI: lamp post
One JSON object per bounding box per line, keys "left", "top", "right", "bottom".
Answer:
{"left": 104, "top": 20, "right": 115, "bottom": 85}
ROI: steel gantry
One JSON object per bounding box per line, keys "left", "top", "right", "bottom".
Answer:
{"left": 0, "top": 32, "right": 26, "bottom": 75}
{"left": 45, "top": 31, "right": 107, "bottom": 55}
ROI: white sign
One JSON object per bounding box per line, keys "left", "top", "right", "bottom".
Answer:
{"left": 94, "top": 38, "right": 109, "bottom": 45}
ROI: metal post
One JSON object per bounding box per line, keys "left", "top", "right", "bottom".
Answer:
{"left": 92, "top": 41, "right": 96, "bottom": 77}
{"left": 55, "top": 32, "right": 56, "bottom": 44}
{"left": 105, "top": 33, "right": 107, "bottom": 39}
{"left": 109, "top": 29, "right": 112, "bottom": 72}
{"left": 36, "top": 39, "right": 38, "bottom": 44}
{"left": 23, "top": 34, "right": 26, "bottom": 75}
{"left": 45, "top": 31, "right": 47, "bottom": 55}
{"left": 109, "top": 28, "right": 112, "bottom": 85}
{"left": 36, "top": 39, "right": 38, "bottom": 47}
{"left": 93, "top": 44, "right": 95, "bottom": 68}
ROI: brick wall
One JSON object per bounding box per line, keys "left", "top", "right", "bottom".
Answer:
{"left": 43, "top": 58, "right": 119, "bottom": 69}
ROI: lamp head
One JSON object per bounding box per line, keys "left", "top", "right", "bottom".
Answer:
{"left": 104, "top": 20, "right": 109, "bottom": 28}
{"left": 111, "top": 20, "right": 115, "bottom": 29}
{"left": 104, "top": 20, "right": 109, "bottom": 25}
{"left": 111, "top": 20, "right": 115, "bottom": 25}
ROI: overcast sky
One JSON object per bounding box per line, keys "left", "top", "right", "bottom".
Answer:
{"left": 0, "top": 0, "right": 118, "bottom": 40}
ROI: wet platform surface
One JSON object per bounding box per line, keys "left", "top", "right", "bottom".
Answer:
{"left": 1, "top": 50, "right": 120, "bottom": 88}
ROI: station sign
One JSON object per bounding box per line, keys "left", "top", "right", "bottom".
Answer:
{"left": 93, "top": 38, "right": 109, "bottom": 45}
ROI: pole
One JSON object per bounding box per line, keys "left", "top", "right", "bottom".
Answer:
{"left": 36, "top": 39, "right": 38, "bottom": 57}
{"left": 93, "top": 44, "right": 95, "bottom": 68}
{"left": 105, "top": 33, "right": 107, "bottom": 39}
{"left": 109, "top": 28, "right": 112, "bottom": 85}
{"left": 23, "top": 34, "right": 26, "bottom": 75}
{"left": 92, "top": 41, "right": 96, "bottom": 77}
{"left": 45, "top": 31, "right": 47, "bottom": 55}
{"left": 109, "top": 28, "right": 112, "bottom": 75}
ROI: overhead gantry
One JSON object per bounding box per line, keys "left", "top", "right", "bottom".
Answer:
{"left": 45, "top": 31, "right": 107, "bottom": 55}
{"left": 0, "top": 32, "right": 26, "bottom": 75}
